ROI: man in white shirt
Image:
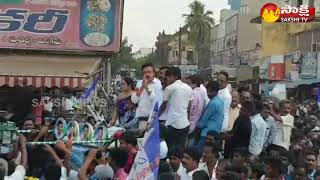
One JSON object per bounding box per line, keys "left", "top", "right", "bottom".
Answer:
{"left": 199, "top": 142, "right": 220, "bottom": 180}
{"left": 217, "top": 72, "right": 232, "bottom": 132}
{"left": 131, "top": 63, "right": 162, "bottom": 131}
{"left": 249, "top": 101, "right": 267, "bottom": 156}
{"left": 4, "top": 135, "right": 27, "bottom": 180}
{"left": 160, "top": 66, "right": 192, "bottom": 150}
{"left": 158, "top": 66, "right": 170, "bottom": 125}
{"left": 169, "top": 148, "right": 185, "bottom": 178}
{"left": 181, "top": 148, "right": 201, "bottom": 180}
{"left": 267, "top": 100, "right": 294, "bottom": 151}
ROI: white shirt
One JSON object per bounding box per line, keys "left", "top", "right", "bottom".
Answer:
{"left": 60, "top": 166, "right": 68, "bottom": 180}
{"left": 180, "top": 168, "right": 200, "bottom": 180}
{"left": 68, "top": 170, "right": 79, "bottom": 180}
{"left": 200, "top": 84, "right": 210, "bottom": 106}
{"left": 218, "top": 87, "right": 232, "bottom": 132}
{"left": 164, "top": 80, "right": 193, "bottom": 129}
{"left": 131, "top": 78, "right": 162, "bottom": 118}
{"left": 249, "top": 114, "right": 267, "bottom": 156}
{"left": 160, "top": 140, "right": 168, "bottom": 159}
{"left": 272, "top": 114, "right": 294, "bottom": 150}
{"left": 159, "top": 88, "right": 168, "bottom": 121}
{"left": 5, "top": 165, "right": 25, "bottom": 180}
{"left": 199, "top": 161, "right": 218, "bottom": 180}
{"left": 174, "top": 163, "right": 186, "bottom": 178}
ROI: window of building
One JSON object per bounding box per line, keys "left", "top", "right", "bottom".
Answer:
{"left": 187, "top": 51, "right": 194, "bottom": 64}
{"left": 312, "top": 43, "right": 320, "bottom": 52}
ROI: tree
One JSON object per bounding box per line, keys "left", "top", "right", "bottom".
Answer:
{"left": 183, "top": 1, "right": 214, "bottom": 63}
{"left": 111, "top": 37, "right": 135, "bottom": 74}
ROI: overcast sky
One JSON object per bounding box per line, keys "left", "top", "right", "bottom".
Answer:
{"left": 122, "top": 0, "right": 229, "bottom": 51}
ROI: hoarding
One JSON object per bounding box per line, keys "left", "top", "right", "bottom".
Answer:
{"left": 300, "top": 52, "right": 317, "bottom": 79}
{"left": 0, "top": 0, "right": 122, "bottom": 53}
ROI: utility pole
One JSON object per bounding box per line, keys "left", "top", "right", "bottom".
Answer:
{"left": 178, "top": 26, "right": 182, "bottom": 64}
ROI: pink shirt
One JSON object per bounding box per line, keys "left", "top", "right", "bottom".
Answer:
{"left": 189, "top": 87, "right": 206, "bottom": 133}
{"left": 114, "top": 168, "right": 127, "bottom": 180}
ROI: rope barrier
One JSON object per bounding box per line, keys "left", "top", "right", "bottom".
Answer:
{"left": 27, "top": 140, "right": 113, "bottom": 145}
{"left": 17, "top": 130, "right": 53, "bottom": 133}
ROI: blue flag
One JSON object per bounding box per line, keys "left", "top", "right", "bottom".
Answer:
{"left": 81, "top": 74, "right": 101, "bottom": 101}
{"left": 127, "top": 102, "right": 160, "bottom": 180}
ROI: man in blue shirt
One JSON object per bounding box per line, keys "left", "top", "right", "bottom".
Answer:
{"left": 197, "top": 81, "right": 224, "bottom": 151}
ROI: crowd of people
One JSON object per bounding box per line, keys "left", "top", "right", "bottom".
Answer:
{"left": 1, "top": 62, "right": 320, "bottom": 180}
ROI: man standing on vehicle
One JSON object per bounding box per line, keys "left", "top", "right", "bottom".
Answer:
{"left": 131, "top": 63, "right": 162, "bottom": 132}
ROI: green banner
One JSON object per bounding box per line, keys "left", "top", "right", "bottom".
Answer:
{"left": 0, "top": 0, "right": 23, "bottom": 4}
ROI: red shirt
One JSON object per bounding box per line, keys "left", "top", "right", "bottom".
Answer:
{"left": 124, "top": 148, "right": 138, "bottom": 174}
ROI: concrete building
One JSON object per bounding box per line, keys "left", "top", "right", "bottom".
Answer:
{"left": 210, "top": 9, "right": 261, "bottom": 67}
{"left": 167, "top": 28, "right": 194, "bottom": 65}
{"left": 133, "top": 48, "right": 154, "bottom": 59}
{"left": 155, "top": 28, "right": 195, "bottom": 65}
{"left": 155, "top": 31, "right": 172, "bottom": 65}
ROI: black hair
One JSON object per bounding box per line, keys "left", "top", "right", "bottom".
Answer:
{"left": 188, "top": 74, "right": 202, "bottom": 87}
{"left": 226, "top": 164, "right": 248, "bottom": 177}
{"left": 254, "top": 100, "right": 264, "bottom": 114}
{"left": 108, "top": 148, "right": 128, "bottom": 168}
{"left": 304, "top": 150, "right": 317, "bottom": 159}
{"left": 142, "top": 63, "right": 155, "bottom": 72}
{"left": 266, "top": 157, "right": 283, "bottom": 175}
{"left": 192, "top": 170, "right": 210, "bottom": 180}
{"left": 57, "top": 121, "right": 63, "bottom": 126}
{"left": 204, "top": 142, "right": 220, "bottom": 158}
{"left": 206, "top": 81, "right": 220, "bottom": 92}
{"left": 218, "top": 71, "right": 229, "bottom": 81}
{"left": 123, "top": 77, "right": 135, "bottom": 90}
{"left": 232, "top": 147, "right": 249, "bottom": 158}
{"left": 221, "top": 172, "right": 242, "bottom": 180}
{"left": 43, "top": 159, "right": 62, "bottom": 180}
{"left": 165, "top": 66, "right": 181, "bottom": 80}
{"left": 168, "top": 147, "right": 183, "bottom": 159}
{"left": 251, "top": 163, "right": 265, "bottom": 179}
{"left": 159, "top": 66, "right": 170, "bottom": 71}
{"left": 119, "top": 132, "right": 137, "bottom": 146}
{"left": 84, "top": 125, "right": 88, "bottom": 129}
{"left": 207, "top": 131, "right": 219, "bottom": 137}
{"left": 279, "top": 100, "right": 291, "bottom": 108}
{"left": 158, "top": 173, "right": 177, "bottom": 180}
{"left": 183, "top": 148, "right": 201, "bottom": 163}
{"left": 158, "top": 161, "right": 172, "bottom": 176}
{"left": 241, "top": 101, "right": 256, "bottom": 116}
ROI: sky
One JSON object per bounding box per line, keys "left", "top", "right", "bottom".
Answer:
{"left": 122, "top": 0, "right": 229, "bottom": 51}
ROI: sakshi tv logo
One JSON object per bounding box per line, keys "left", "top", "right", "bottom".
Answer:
{"left": 261, "top": 3, "right": 316, "bottom": 23}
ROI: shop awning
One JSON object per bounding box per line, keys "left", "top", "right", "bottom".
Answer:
{"left": 0, "top": 54, "right": 101, "bottom": 88}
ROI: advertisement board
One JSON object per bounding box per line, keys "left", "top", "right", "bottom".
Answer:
{"left": 300, "top": 52, "right": 317, "bottom": 79}
{"left": 0, "top": 0, "right": 122, "bottom": 53}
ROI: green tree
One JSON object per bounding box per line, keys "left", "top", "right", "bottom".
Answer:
{"left": 111, "top": 37, "right": 135, "bottom": 74}
{"left": 183, "top": 1, "right": 214, "bottom": 63}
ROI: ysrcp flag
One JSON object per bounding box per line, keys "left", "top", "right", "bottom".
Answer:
{"left": 81, "top": 74, "right": 101, "bottom": 101}
{"left": 127, "top": 102, "right": 160, "bottom": 180}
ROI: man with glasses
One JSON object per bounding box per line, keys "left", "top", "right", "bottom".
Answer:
{"left": 131, "top": 63, "right": 162, "bottom": 132}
